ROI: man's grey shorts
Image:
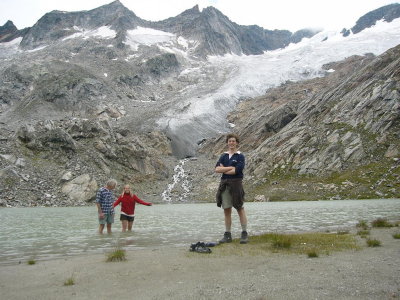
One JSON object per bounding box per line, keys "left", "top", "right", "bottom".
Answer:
{"left": 99, "top": 213, "right": 114, "bottom": 224}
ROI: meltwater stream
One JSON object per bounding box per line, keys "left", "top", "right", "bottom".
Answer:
{"left": 161, "top": 158, "right": 191, "bottom": 202}
{"left": 0, "top": 199, "right": 399, "bottom": 265}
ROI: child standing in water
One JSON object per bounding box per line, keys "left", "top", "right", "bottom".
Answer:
{"left": 113, "top": 185, "right": 152, "bottom": 232}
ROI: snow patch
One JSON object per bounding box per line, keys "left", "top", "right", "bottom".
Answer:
{"left": 62, "top": 26, "right": 116, "bottom": 41}
{"left": 0, "top": 37, "right": 22, "bottom": 57}
{"left": 2, "top": 37, "right": 22, "bottom": 46}
{"left": 124, "top": 27, "right": 175, "bottom": 50}
{"left": 27, "top": 45, "right": 48, "bottom": 52}
{"left": 177, "top": 36, "right": 189, "bottom": 49}
{"left": 126, "top": 27, "right": 175, "bottom": 43}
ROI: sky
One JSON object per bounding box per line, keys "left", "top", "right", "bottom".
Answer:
{"left": 0, "top": 0, "right": 398, "bottom": 32}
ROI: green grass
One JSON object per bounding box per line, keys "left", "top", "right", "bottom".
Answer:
{"left": 63, "top": 276, "right": 75, "bottom": 286}
{"left": 27, "top": 259, "right": 36, "bottom": 265}
{"left": 392, "top": 233, "right": 400, "bottom": 239}
{"left": 307, "top": 250, "right": 319, "bottom": 258}
{"left": 357, "top": 230, "right": 370, "bottom": 238}
{"left": 356, "top": 220, "right": 369, "bottom": 230}
{"left": 216, "top": 232, "right": 358, "bottom": 256}
{"left": 251, "top": 156, "right": 400, "bottom": 201}
{"left": 366, "top": 239, "right": 381, "bottom": 247}
{"left": 371, "top": 218, "right": 393, "bottom": 228}
{"left": 106, "top": 247, "right": 126, "bottom": 262}
{"left": 271, "top": 234, "right": 292, "bottom": 249}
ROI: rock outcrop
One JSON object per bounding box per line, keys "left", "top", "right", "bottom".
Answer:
{"left": 342, "top": 3, "right": 400, "bottom": 36}
{"left": 0, "top": 118, "right": 175, "bottom": 206}
{"left": 199, "top": 47, "right": 400, "bottom": 201}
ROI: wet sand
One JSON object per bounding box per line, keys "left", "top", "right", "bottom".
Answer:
{"left": 1, "top": 227, "right": 399, "bottom": 300}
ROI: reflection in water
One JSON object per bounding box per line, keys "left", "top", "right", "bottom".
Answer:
{"left": 0, "top": 199, "right": 399, "bottom": 265}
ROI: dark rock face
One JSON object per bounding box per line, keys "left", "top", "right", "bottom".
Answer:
{"left": 0, "top": 21, "right": 18, "bottom": 38}
{"left": 145, "top": 53, "right": 180, "bottom": 78}
{"left": 346, "top": 3, "right": 400, "bottom": 35}
{"left": 154, "top": 5, "right": 310, "bottom": 56}
{"left": 290, "top": 29, "right": 318, "bottom": 44}
{"left": 19, "top": 1, "right": 146, "bottom": 50}
{"left": 0, "top": 20, "right": 28, "bottom": 43}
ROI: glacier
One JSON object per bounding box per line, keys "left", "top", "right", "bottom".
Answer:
{"left": 156, "top": 18, "right": 400, "bottom": 157}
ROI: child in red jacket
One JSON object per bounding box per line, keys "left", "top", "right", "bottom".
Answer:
{"left": 113, "top": 185, "right": 152, "bottom": 232}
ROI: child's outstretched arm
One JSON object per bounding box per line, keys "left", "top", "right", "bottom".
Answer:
{"left": 133, "top": 195, "right": 152, "bottom": 206}
{"left": 113, "top": 197, "right": 122, "bottom": 208}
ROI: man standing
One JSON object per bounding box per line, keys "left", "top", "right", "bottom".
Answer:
{"left": 96, "top": 179, "right": 117, "bottom": 234}
{"left": 215, "top": 133, "right": 248, "bottom": 244}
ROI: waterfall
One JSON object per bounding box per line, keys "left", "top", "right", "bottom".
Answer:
{"left": 161, "top": 158, "right": 192, "bottom": 202}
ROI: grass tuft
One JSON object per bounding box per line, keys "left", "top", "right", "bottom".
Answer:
{"left": 271, "top": 234, "right": 292, "bottom": 249}
{"left": 357, "top": 230, "right": 370, "bottom": 238}
{"left": 64, "top": 277, "right": 75, "bottom": 286}
{"left": 307, "top": 250, "right": 319, "bottom": 258}
{"left": 106, "top": 247, "right": 126, "bottom": 262}
{"left": 371, "top": 218, "right": 393, "bottom": 228}
{"left": 356, "top": 220, "right": 369, "bottom": 230}
{"left": 366, "top": 239, "right": 381, "bottom": 247}
{"left": 337, "top": 230, "right": 350, "bottom": 235}
{"left": 392, "top": 233, "right": 400, "bottom": 239}
{"left": 27, "top": 259, "right": 36, "bottom": 265}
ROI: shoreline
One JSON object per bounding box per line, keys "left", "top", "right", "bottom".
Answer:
{"left": 1, "top": 197, "right": 399, "bottom": 208}
{"left": 1, "top": 227, "right": 399, "bottom": 299}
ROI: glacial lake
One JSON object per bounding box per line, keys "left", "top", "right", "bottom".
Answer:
{"left": 0, "top": 199, "right": 399, "bottom": 265}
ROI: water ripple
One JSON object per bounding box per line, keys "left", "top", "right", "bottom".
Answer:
{"left": 0, "top": 199, "right": 399, "bottom": 264}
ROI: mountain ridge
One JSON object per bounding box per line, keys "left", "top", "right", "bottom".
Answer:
{"left": 1, "top": 1, "right": 319, "bottom": 56}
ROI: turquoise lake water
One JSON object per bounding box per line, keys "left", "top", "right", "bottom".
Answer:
{"left": 0, "top": 199, "right": 399, "bottom": 265}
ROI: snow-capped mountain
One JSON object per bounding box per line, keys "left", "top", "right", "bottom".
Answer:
{"left": 0, "top": 1, "right": 399, "bottom": 206}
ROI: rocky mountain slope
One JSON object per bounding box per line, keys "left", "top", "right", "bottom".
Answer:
{"left": 0, "top": 2, "right": 399, "bottom": 206}
{"left": 199, "top": 46, "right": 400, "bottom": 201}
{"left": 342, "top": 3, "right": 400, "bottom": 36}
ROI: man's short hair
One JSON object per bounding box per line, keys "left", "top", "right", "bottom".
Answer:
{"left": 106, "top": 179, "right": 117, "bottom": 188}
{"left": 226, "top": 133, "right": 240, "bottom": 144}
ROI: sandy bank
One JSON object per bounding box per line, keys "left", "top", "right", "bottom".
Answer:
{"left": 1, "top": 227, "right": 399, "bottom": 300}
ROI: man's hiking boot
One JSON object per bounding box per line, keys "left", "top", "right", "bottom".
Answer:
{"left": 240, "top": 231, "right": 248, "bottom": 244}
{"left": 219, "top": 232, "right": 232, "bottom": 243}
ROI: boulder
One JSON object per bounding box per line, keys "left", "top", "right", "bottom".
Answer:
{"left": 385, "top": 144, "right": 399, "bottom": 158}
{"left": 61, "top": 174, "right": 98, "bottom": 203}
{"left": 254, "top": 194, "right": 268, "bottom": 202}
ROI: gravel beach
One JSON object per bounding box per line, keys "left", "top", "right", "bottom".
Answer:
{"left": 1, "top": 227, "right": 399, "bottom": 300}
